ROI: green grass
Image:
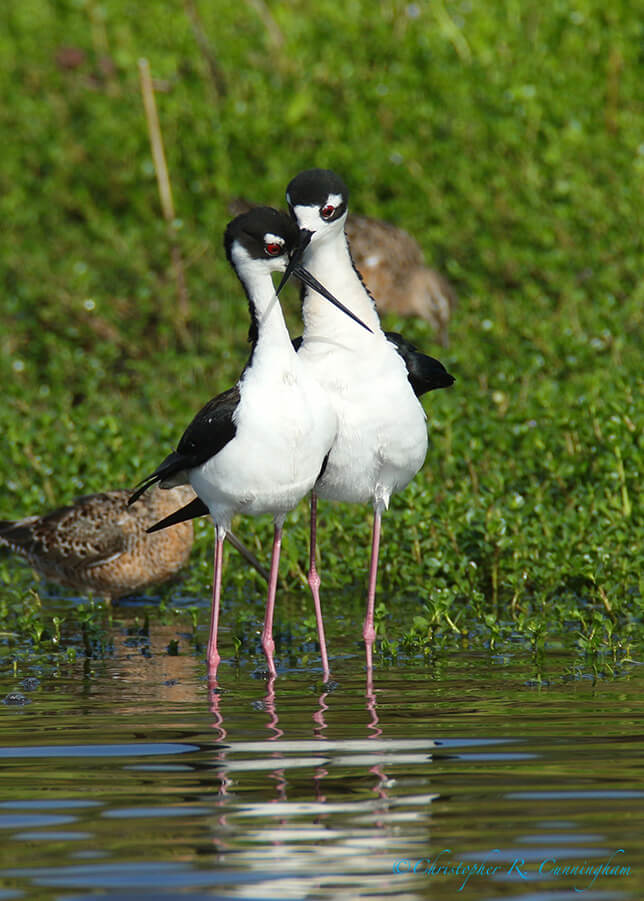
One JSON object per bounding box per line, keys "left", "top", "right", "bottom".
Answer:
{"left": 0, "top": 0, "right": 642, "bottom": 672}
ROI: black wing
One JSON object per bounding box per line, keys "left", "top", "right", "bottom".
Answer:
{"left": 147, "top": 497, "right": 209, "bottom": 533}
{"left": 129, "top": 385, "right": 240, "bottom": 506}
{"left": 385, "top": 332, "right": 455, "bottom": 396}
{"left": 292, "top": 333, "right": 454, "bottom": 398}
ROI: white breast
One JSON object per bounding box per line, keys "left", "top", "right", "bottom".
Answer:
{"left": 298, "top": 335, "right": 427, "bottom": 507}
{"left": 190, "top": 359, "right": 337, "bottom": 527}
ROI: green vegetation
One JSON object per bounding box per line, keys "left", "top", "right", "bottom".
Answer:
{"left": 1, "top": 0, "right": 641, "bottom": 674}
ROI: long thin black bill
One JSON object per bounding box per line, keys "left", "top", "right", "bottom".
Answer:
{"left": 275, "top": 228, "right": 372, "bottom": 334}
{"left": 275, "top": 229, "right": 312, "bottom": 296}
{"left": 292, "top": 265, "right": 373, "bottom": 334}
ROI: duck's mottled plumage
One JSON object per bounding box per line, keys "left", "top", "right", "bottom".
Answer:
{"left": 0, "top": 485, "right": 195, "bottom": 600}
{"left": 344, "top": 214, "right": 455, "bottom": 346}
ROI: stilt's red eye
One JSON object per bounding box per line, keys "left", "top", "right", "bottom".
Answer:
{"left": 265, "top": 242, "right": 283, "bottom": 256}
{"left": 321, "top": 204, "right": 336, "bottom": 220}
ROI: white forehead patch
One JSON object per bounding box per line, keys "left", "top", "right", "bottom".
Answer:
{"left": 292, "top": 204, "right": 320, "bottom": 230}
{"left": 264, "top": 233, "right": 285, "bottom": 247}
{"left": 325, "top": 193, "right": 343, "bottom": 208}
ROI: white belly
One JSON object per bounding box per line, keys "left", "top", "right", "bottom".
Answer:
{"left": 191, "top": 364, "right": 336, "bottom": 527}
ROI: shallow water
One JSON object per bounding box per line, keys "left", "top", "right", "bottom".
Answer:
{"left": 0, "top": 611, "right": 642, "bottom": 901}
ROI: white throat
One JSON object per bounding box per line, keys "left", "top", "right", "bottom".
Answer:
{"left": 295, "top": 210, "right": 382, "bottom": 342}
{"left": 231, "top": 247, "right": 293, "bottom": 361}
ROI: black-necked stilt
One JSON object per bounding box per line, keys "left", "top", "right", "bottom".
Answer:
{"left": 230, "top": 198, "right": 456, "bottom": 345}
{"left": 0, "top": 485, "right": 195, "bottom": 601}
{"left": 129, "top": 206, "right": 366, "bottom": 676}
{"left": 284, "top": 168, "right": 454, "bottom": 673}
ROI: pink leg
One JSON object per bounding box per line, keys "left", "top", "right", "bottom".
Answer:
{"left": 363, "top": 503, "right": 383, "bottom": 673}
{"left": 261, "top": 523, "right": 283, "bottom": 678}
{"left": 207, "top": 527, "right": 225, "bottom": 674}
{"left": 308, "top": 492, "right": 330, "bottom": 680}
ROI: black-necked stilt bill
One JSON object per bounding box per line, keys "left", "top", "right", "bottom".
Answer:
{"left": 284, "top": 169, "right": 454, "bottom": 673}
{"left": 129, "top": 206, "right": 368, "bottom": 677}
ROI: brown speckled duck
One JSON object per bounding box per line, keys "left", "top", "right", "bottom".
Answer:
{"left": 343, "top": 213, "right": 456, "bottom": 346}
{"left": 0, "top": 485, "right": 195, "bottom": 601}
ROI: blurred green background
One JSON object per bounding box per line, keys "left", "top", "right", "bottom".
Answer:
{"left": 1, "top": 0, "right": 642, "bottom": 658}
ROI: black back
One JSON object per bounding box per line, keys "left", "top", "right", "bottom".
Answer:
{"left": 385, "top": 332, "right": 455, "bottom": 396}
{"left": 175, "top": 385, "right": 240, "bottom": 463}
{"left": 129, "top": 385, "right": 240, "bottom": 506}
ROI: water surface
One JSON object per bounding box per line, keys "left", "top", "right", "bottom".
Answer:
{"left": 0, "top": 609, "right": 641, "bottom": 900}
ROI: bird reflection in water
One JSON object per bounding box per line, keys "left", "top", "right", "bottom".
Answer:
{"left": 205, "top": 668, "right": 391, "bottom": 820}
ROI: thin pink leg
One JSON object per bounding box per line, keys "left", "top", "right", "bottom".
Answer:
{"left": 308, "top": 492, "right": 330, "bottom": 680}
{"left": 261, "top": 523, "right": 282, "bottom": 678}
{"left": 363, "top": 504, "right": 383, "bottom": 673}
{"left": 207, "top": 527, "right": 225, "bottom": 675}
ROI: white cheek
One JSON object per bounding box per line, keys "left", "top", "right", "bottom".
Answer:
{"left": 230, "top": 242, "right": 251, "bottom": 270}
